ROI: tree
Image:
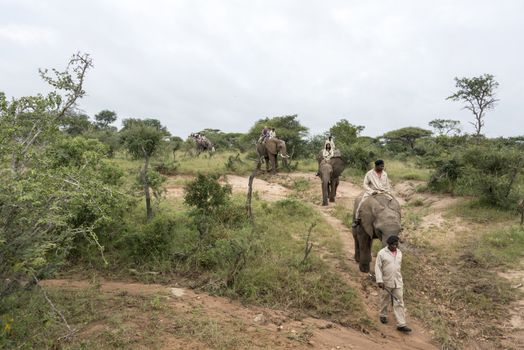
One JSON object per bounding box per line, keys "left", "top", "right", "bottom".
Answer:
{"left": 428, "top": 119, "right": 461, "bottom": 136}
{"left": 94, "top": 109, "right": 117, "bottom": 129}
{"left": 329, "top": 119, "right": 364, "bottom": 147}
{"left": 120, "top": 118, "right": 168, "bottom": 220}
{"left": 60, "top": 112, "right": 93, "bottom": 135}
{"left": 383, "top": 127, "right": 433, "bottom": 152}
{"left": 446, "top": 74, "right": 499, "bottom": 136}
{"left": 170, "top": 136, "right": 184, "bottom": 160}
{"left": 0, "top": 53, "right": 128, "bottom": 299}
{"left": 184, "top": 173, "right": 232, "bottom": 239}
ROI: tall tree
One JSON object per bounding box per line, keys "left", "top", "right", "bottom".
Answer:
{"left": 428, "top": 119, "right": 461, "bottom": 136}
{"left": 120, "top": 118, "right": 168, "bottom": 220}
{"left": 94, "top": 110, "right": 117, "bottom": 128}
{"left": 329, "top": 119, "right": 364, "bottom": 146}
{"left": 446, "top": 74, "right": 499, "bottom": 136}
{"left": 61, "top": 112, "right": 93, "bottom": 135}
{"left": 383, "top": 127, "right": 433, "bottom": 151}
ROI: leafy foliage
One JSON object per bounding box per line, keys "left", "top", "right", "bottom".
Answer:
{"left": 120, "top": 118, "right": 169, "bottom": 220}
{"left": 382, "top": 127, "right": 433, "bottom": 153}
{"left": 94, "top": 109, "right": 117, "bottom": 129}
{"left": 0, "top": 53, "right": 130, "bottom": 298}
{"left": 184, "top": 174, "right": 232, "bottom": 213}
{"left": 119, "top": 118, "right": 168, "bottom": 159}
{"left": 428, "top": 119, "right": 461, "bottom": 136}
{"left": 429, "top": 143, "right": 523, "bottom": 208}
{"left": 329, "top": 119, "right": 364, "bottom": 146}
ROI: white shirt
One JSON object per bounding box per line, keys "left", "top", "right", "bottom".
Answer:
{"left": 375, "top": 247, "right": 403, "bottom": 288}
{"left": 322, "top": 148, "right": 333, "bottom": 160}
{"left": 363, "top": 169, "right": 391, "bottom": 195}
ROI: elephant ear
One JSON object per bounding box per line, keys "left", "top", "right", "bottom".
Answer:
{"left": 359, "top": 197, "right": 375, "bottom": 239}
{"left": 266, "top": 140, "right": 277, "bottom": 154}
{"left": 360, "top": 197, "right": 385, "bottom": 239}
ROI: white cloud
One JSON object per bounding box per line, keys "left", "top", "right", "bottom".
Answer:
{"left": 1, "top": 0, "right": 523, "bottom": 138}
{"left": 0, "top": 24, "right": 57, "bottom": 45}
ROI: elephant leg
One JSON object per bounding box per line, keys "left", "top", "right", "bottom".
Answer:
{"left": 358, "top": 232, "right": 372, "bottom": 273}
{"left": 329, "top": 177, "right": 339, "bottom": 202}
{"left": 270, "top": 155, "right": 277, "bottom": 174}
{"left": 352, "top": 228, "right": 360, "bottom": 262}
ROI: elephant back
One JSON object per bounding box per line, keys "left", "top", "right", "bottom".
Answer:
{"left": 373, "top": 193, "right": 400, "bottom": 212}
{"left": 353, "top": 192, "right": 401, "bottom": 219}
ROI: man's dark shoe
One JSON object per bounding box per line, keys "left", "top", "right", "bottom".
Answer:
{"left": 380, "top": 316, "right": 388, "bottom": 324}
{"left": 397, "top": 326, "right": 412, "bottom": 333}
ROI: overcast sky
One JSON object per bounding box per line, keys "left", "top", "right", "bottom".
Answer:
{"left": 1, "top": 0, "right": 523, "bottom": 138}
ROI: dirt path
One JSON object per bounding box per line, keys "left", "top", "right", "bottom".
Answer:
{"left": 42, "top": 278, "right": 433, "bottom": 350}
{"left": 499, "top": 260, "right": 524, "bottom": 349}
{"left": 164, "top": 173, "right": 290, "bottom": 202}
{"left": 98, "top": 171, "right": 523, "bottom": 348}
{"left": 161, "top": 172, "right": 439, "bottom": 348}
{"left": 285, "top": 173, "right": 437, "bottom": 349}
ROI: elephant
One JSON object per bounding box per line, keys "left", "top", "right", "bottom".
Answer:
{"left": 195, "top": 139, "right": 215, "bottom": 154}
{"left": 190, "top": 133, "right": 215, "bottom": 155}
{"left": 256, "top": 139, "right": 289, "bottom": 173}
{"left": 352, "top": 193, "right": 401, "bottom": 273}
{"left": 317, "top": 151, "right": 346, "bottom": 206}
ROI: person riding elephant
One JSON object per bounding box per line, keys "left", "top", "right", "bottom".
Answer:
{"left": 324, "top": 135, "right": 335, "bottom": 150}
{"left": 191, "top": 133, "right": 215, "bottom": 154}
{"left": 322, "top": 142, "right": 334, "bottom": 161}
{"left": 317, "top": 149, "right": 346, "bottom": 206}
{"left": 352, "top": 192, "right": 401, "bottom": 273}
{"left": 256, "top": 138, "right": 289, "bottom": 173}
{"left": 269, "top": 128, "right": 277, "bottom": 139}
{"left": 258, "top": 126, "right": 271, "bottom": 143}
{"left": 353, "top": 159, "right": 392, "bottom": 227}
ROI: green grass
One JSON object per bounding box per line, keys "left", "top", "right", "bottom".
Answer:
{"left": 74, "top": 193, "right": 363, "bottom": 324}
{"left": 473, "top": 226, "right": 524, "bottom": 268}
{"left": 384, "top": 159, "right": 431, "bottom": 181}
{"left": 0, "top": 286, "right": 252, "bottom": 349}
{"left": 400, "top": 209, "right": 522, "bottom": 349}
{"left": 446, "top": 199, "right": 519, "bottom": 224}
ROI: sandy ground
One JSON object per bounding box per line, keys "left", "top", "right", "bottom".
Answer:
{"left": 43, "top": 171, "right": 523, "bottom": 349}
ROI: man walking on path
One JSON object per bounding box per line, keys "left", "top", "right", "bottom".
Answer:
{"left": 375, "top": 235, "right": 412, "bottom": 333}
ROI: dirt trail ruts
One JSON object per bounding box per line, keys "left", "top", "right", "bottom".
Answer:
{"left": 164, "top": 174, "right": 290, "bottom": 202}
{"left": 285, "top": 173, "right": 437, "bottom": 349}
{"left": 221, "top": 174, "right": 290, "bottom": 201}
{"left": 498, "top": 259, "right": 524, "bottom": 349}
{"left": 43, "top": 172, "right": 441, "bottom": 349}
{"left": 42, "top": 279, "right": 430, "bottom": 350}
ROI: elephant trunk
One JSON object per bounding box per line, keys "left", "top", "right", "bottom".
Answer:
{"left": 321, "top": 179, "right": 329, "bottom": 206}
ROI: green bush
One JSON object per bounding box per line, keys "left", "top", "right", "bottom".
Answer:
{"left": 428, "top": 143, "right": 523, "bottom": 208}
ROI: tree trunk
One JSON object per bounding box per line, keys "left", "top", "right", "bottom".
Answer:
{"left": 246, "top": 169, "right": 257, "bottom": 219}
{"left": 142, "top": 155, "right": 153, "bottom": 221}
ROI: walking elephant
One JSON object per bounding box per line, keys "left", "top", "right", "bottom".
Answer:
{"left": 190, "top": 133, "right": 215, "bottom": 155}
{"left": 352, "top": 193, "right": 401, "bottom": 272}
{"left": 317, "top": 151, "right": 346, "bottom": 206}
{"left": 256, "top": 139, "right": 289, "bottom": 174}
